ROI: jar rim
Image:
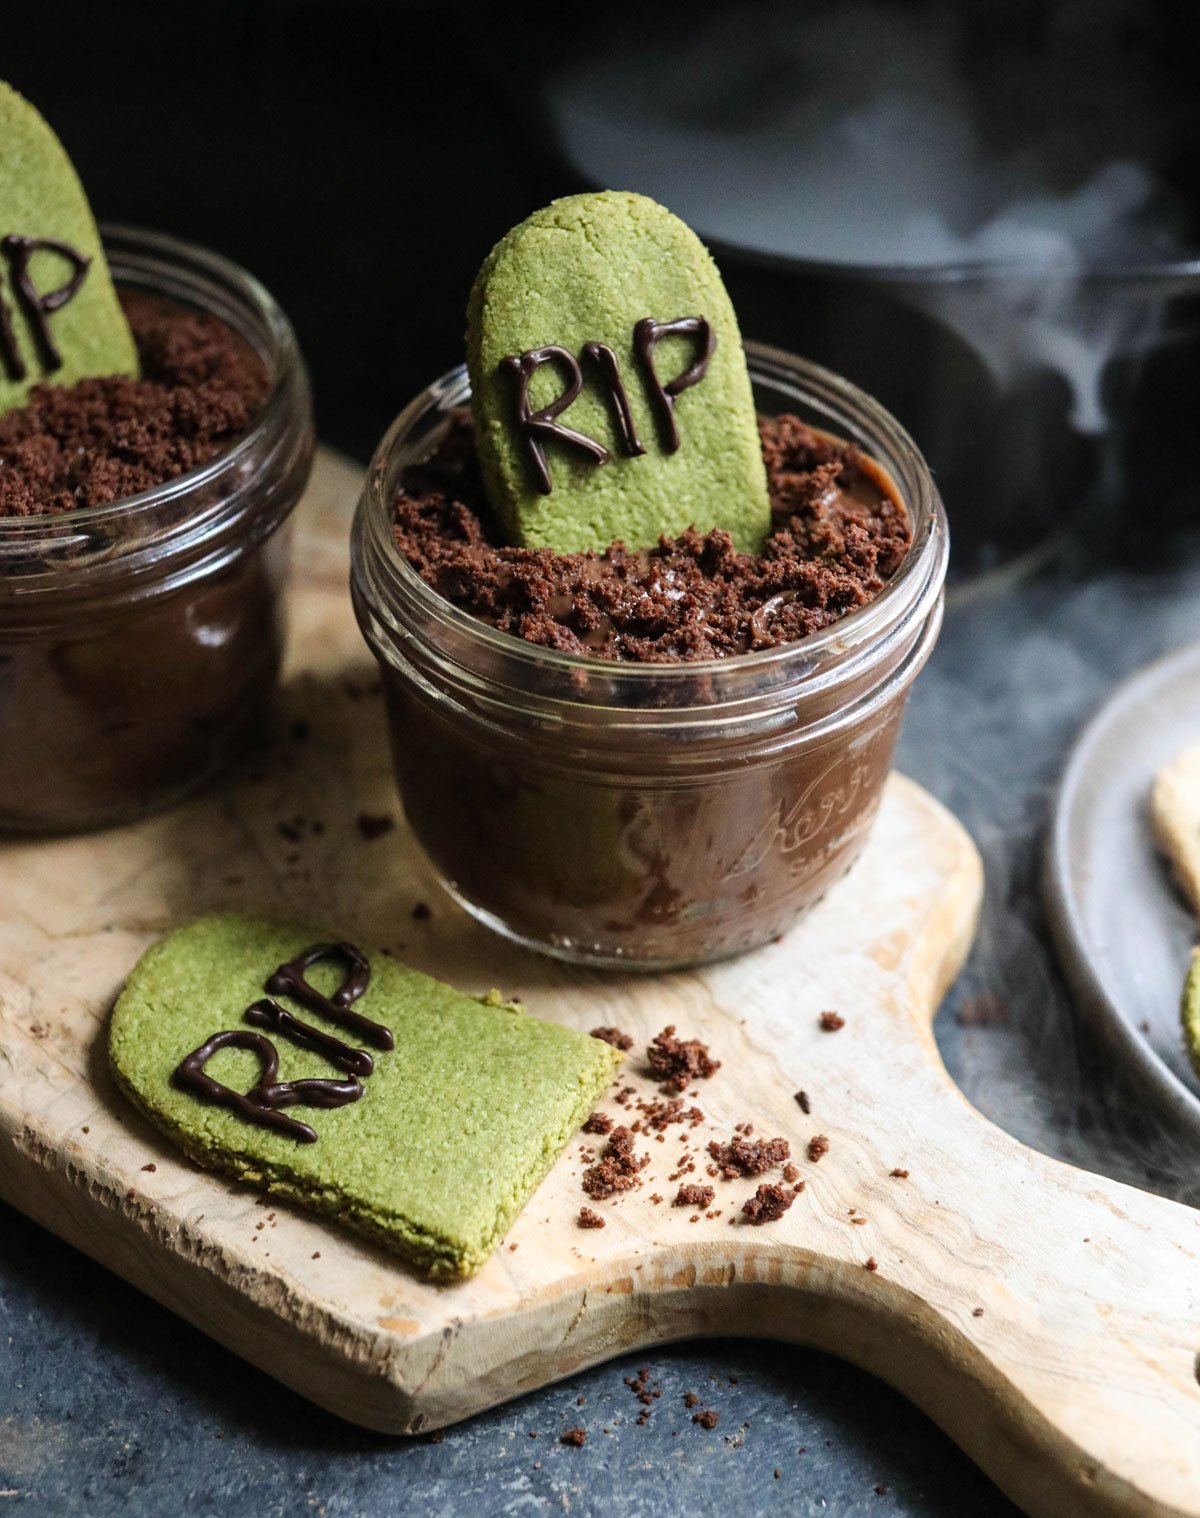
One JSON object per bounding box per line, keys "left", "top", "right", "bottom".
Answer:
{"left": 356, "top": 342, "right": 948, "bottom": 686}
{"left": 0, "top": 223, "right": 302, "bottom": 547}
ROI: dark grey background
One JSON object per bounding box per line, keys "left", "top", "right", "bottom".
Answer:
{"left": 3, "top": 2, "right": 1200, "bottom": 1513}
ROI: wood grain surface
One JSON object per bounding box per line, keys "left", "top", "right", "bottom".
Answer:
{"left": 2, "top": 451, "right": 1199, "bottom": 1518}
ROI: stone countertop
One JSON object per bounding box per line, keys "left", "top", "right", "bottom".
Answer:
{"left": 3, "top": 523, "right": 1199, "bottom": 1518}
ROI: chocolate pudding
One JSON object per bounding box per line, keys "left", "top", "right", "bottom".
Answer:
{"left": 351, "top": 350, "right": 946, "bottom": 968}
{"left": 0, "top": 232, "right": 313, "bottom": 833}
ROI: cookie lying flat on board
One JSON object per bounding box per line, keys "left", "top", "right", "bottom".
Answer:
{"left": 467, "top": 190, "right": 770, "bottom": 554}
{"left": 0, "top": 80, "right": 136, "bottom": 415}
{"left": 1151, "top": 743, "right": 1200, "bottom": 918}
{"left": 110, "top": 915, "right": 623, "bottom": 1279}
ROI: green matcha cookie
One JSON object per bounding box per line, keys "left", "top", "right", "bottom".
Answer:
{"left": 1182, "top": 948, "right": 1200, "bottom": 1079}
{"left": 0, "top": 80, "right": 137, "bottom": 415}
{"left": 110, "top": 915, "right": 623, "bottom": 1279}
{"left": 467, "top": 190, "right": 770, "bottom": 554}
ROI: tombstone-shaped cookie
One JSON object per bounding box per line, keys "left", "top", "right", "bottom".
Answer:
{"left": 109, "top": 915, "right": 623, "bottom": 1279}
{"left": 467, "top": 191, "right": 771, "bottom": 553}
{"left": 0, "top": 81, "right": 137, "bottom": 414}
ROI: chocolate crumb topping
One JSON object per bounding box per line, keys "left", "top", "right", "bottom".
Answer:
{"left": 583, "top": 1110, "right": 614, "bottom": 1135}
{"left": 673, "top": 1182, "right": 715, "bottom": 1209}
{"left": 390, "top": 411, "right": 911, "bottom": 663}
{"left": 741, "top": 1182, "right": 797, "bottom": 1224}
{"left": 808, "top": 1134, "right": 831, "bottom": 1162}
{"left": 0, "top": 291, "right": 268, "bottom": 517}
{"left": 693, "top": 1409, "right": 720, "bottom": 1429}
{"left": 707, "top": 1135, "right": 790, "bottom": 1178}
{"left": 646, "top": 1025, "right": 720, "bottom": 1093}
{"left": 590, "top": 1025, "right": 634, "bottom": 1052}
{"left": 578, "top": 1206, "right": 606, "bottom": 1229}
{"left": 581, "top": 1124, "right": 649, "bottom": 1200}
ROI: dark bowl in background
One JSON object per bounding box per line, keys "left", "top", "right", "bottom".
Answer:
{"left": 471, "top": 0, "right": 1200, "bottom": 583}
{"left": 713, "top": 251, "right": 1200, "bottom": 580}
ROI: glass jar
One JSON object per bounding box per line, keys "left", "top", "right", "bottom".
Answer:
{"left": 352, "top": 345, "right": 948, "bottom": 970}
{"left": 0, "top": 227, "right": 314, "bottom": 833}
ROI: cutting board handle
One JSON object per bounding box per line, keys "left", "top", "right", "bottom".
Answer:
{"left": 793, "top": 1067, "right": 1200, "bottom": 1518}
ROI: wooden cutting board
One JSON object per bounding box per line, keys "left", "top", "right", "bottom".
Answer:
{"left": 3, "top": 451, "right": 1200, "bottom": 1518}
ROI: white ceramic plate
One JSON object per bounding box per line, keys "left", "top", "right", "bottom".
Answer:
{"left": 1045, "top": 641, "right": 1200, "bottom": 1139}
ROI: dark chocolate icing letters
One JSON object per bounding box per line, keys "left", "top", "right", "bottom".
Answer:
{"left": 500, "top": 345, "right": 610, "bottom": 494}
{"left": 0, "top": 234, "right": 92, "bottom": 371}
{"left": 174, "top": 1028, "right": 363, "bottom": 1145}
{"left": 265, "top": 941, "right": 394, "bottom": 1052}
{"left": 633, "top": 316, "right": 715, "bottom": 453}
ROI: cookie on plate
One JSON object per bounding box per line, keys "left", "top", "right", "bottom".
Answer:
{"left": 1151, "top": 743, "right": 1200, "bottom": 918}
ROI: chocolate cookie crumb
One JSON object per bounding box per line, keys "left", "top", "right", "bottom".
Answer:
{"left": 390, "top": 412, "right": 911, "bottom": 663}
{"left": 808, "top": 1134, "right": 830, "bottom": 1162}
{"left": 865, "top": 1256, "right": 879, "bottom": 1271}
{"left": 684, "top": 1392, "right": 700, "bottom": 1408}
{"left": 782, "top": 1163, "right": 799, "bottom": 1183}
{"left": 141, "top": 1163, "right": 156, "bottom": 1173}
{"left": 583, "top": 1111, "right": 614, "bottom": 1135}
{"left": 578, "top": 1207, "right": 606, "bottom": 1229}
{"left": 673, "top": 1183, "right": 715, "bottom": 1209}
{"left": 956, "top": 994, "right": 1010, "bottom": 1027}
{"left": 581, "top": 1125, "right": 649, "bottom": 1200}
{"left": 819, "top": 1011, "right": 845, "bottom": 1032}
{"left": 561, "top": 1427, "right": 587, "bottom": 1447}
{"left": 647, "top": 1025, "right": 720, "bottom": 1093}
{"left": 692, "top": 1409, "right": 720, "bottom": 1429}
{"left": 0, "top": 292, "right": 268, "bottom": 518}
{"left": 794, "top": 1090, "right": 811, "bottom": 1114}
{"left": 972, "top": 1306, "right": 985, "bottom": 1317}
{"left": 742, "top": 1182, "right": 797, "bottom": 1224}
{"left": 890, "top": 1167, "right": 909, "bottom": 1179}
{"left": 357, "top": 813, "right": 395, "bottom": 841}
{"left": 707, "top": 1134, "right": 790, "bottom": 1178}
{"left": 590, "top": 1026, "right": 634, "bottom": 1051}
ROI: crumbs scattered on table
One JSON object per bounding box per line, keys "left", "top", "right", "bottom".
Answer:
{"left": 411, "top": 900, "right": 432, "bottom": 921}
{"left": 955, "top": 994, "right": 1010, "bottom": 1027}
{"left": 794, "top": 1089, "right": 811, "bottom": 1114}
{"left": 707, "top": 1134, "right": 790, "bottom": 1178}
{"left": 590, "top": 1025, "right": 633, "bottom": 1051}
{"left": 865, "top": 1256, "right": 878, "bottom": 1271}
{"left": 808, "top": 1134, "right": 830, "bottom": 1162}
{"left": 819, "top": 1011, "right": 845, "bottom": 1032}
{"left": 890, "top": 1167, "right": 909, "bottom": 1178}
{"left": 673, "top": 1183, "right": 715, "bottom": 1209}
{"left": 581, "top": 1126, "right": 649, "bottom": 1200}
{"left": 578, "top": 1206, "right": 606, "bottom": 1229}
{"left": 646, "top": 1025, "right": 720, "bottom": 1093}
{"left": 583, "top": 1111, "right": 614, "bottom": 1135}
{"left": 561, "top": 1427, "right": 587, "bottom": 1446}
{"left": 742, "top": 1182, "right": 798, "bottom": 1224}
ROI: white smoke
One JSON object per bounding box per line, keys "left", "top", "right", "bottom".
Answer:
{"left": 549, "top": 0, "right": 1191, "bottom": 434}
